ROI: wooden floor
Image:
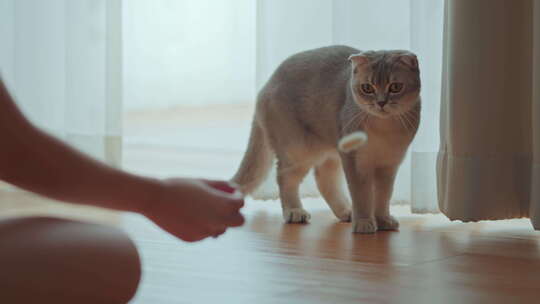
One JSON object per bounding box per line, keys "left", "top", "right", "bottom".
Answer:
{"left": 2, "top": 105, "right": 540, "bottom": 304}
{"left": 121, "top": 201, "right": 540, "bottom": 304}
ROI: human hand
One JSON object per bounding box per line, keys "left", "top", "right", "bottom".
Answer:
{"left": 142, "top": 178, "right": 245, "bottom": 242}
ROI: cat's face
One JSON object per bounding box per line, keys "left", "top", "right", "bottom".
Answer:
{"left": 349, "top": 50, "right": 420, "bottom": 118}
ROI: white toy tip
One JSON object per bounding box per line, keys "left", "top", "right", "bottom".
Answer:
{"left": 338, "top": 131, "right": 368, "bottom": 153}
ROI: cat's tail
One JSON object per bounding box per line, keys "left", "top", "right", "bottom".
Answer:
{"left": 231, "top": 119, "right": 274, "bottom": 195}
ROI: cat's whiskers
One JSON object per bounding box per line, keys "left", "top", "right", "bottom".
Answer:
{"left": 405, "top": 112, "right": 417, "bottom": 133}
{"left": 343, "top": 109, "right": 372, "bottom": 134}
{"left": 359, "top": 111, "right": 371, "bottom": 126}
{"left": 395, "top": 114, "right": 409, "bottom": 133}
{"left": 399, "top": 108, "right": 419, "bottom": 134}
{"left": 400, "top": 113, "right": 413, "bottom": 133}
{"left": 364, "top": 113, "right": 372, "bottom": 129}
{"left": 342, "top": 111, "right": 363, "bottom": 133}
{"left": 404, "top": 109, "right": 419, "bottom": 128}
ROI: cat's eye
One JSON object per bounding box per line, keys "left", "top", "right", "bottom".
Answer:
{"left": 360, "top": 84, "right": 375, "bottom": 95}
{"left": 389, "top": 82, "right": 404, "bottom": 94}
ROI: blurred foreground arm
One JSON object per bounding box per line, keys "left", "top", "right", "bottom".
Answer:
{"left": 0, "top": 79, "right": 244, "bottom": 241}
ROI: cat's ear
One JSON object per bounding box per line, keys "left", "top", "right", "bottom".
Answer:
{"left": 398, "top": 53, "right": 418, "bottom": 69}
{"left": 348, "top": 53, "right": 369, "bottom": 66}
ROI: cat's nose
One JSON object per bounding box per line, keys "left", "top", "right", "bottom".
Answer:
{"left": 377, "top": 100, "right": 388, "bottom": 108}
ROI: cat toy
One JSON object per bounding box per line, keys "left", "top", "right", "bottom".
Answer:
{"left": 338, "top": 131, "right": 368, "bottom": 153}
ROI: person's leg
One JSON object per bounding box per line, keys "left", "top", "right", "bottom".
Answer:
{"left": 0, "top": 217, "right": 141, "bottom": 304}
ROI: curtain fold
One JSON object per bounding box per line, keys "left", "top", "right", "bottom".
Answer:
{"left": 438, "top": 0, "right": 539, "bottom": 226}
{"left": 529, "top": 0, "right": 540, "bottom": 228}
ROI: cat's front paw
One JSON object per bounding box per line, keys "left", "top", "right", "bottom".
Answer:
{"left": 376, "top": 215, "right": 400, "bottom": 231}
{"left": 283, "top": 208, "right": 311, "bottom": 223}
{"left": 352, "top": 217, "right": 377, "bottom": 234}
{"left": 335, "top": 208, "right": 352, "bottom": 222}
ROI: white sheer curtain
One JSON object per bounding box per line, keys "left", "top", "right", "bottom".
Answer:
{"left": 0, "top": 0, "right": 123, "bottom": 166}
{"left": 123, "top": 0, "right": 255, "bottom": 109}
{"left": 0, "top": 0, "right": 444, "bottom": 214}
{"left": 253, "top": 0, "right": 444, "bottom": 213}
{"left": 409, "top": 0, "right": 444, "bottom": 213}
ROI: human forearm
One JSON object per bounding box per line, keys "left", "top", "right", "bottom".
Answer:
{"left": 0, "top": 124, "right": 160, "bottom": 212}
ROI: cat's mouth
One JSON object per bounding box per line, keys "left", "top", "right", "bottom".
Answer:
{"left": 370, "top": 109, "right": 393, "bottom": 119}
{"left": 359, "top": 103, "right": 399, "bottom": 119}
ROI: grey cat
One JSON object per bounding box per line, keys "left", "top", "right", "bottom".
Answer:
{"left": 232, "top": 45, "right": 421, "bottom": 233}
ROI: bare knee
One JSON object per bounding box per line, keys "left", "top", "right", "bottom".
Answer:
{"left": 0, "top": 217, "right": 141, "bottom": 304}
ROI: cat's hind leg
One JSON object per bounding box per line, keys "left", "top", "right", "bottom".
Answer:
{"left": 277, "top": 158, "right": 312, "bottom": 223}
{"left": 315, "top": 155, "right": 352, "bottom": 222}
